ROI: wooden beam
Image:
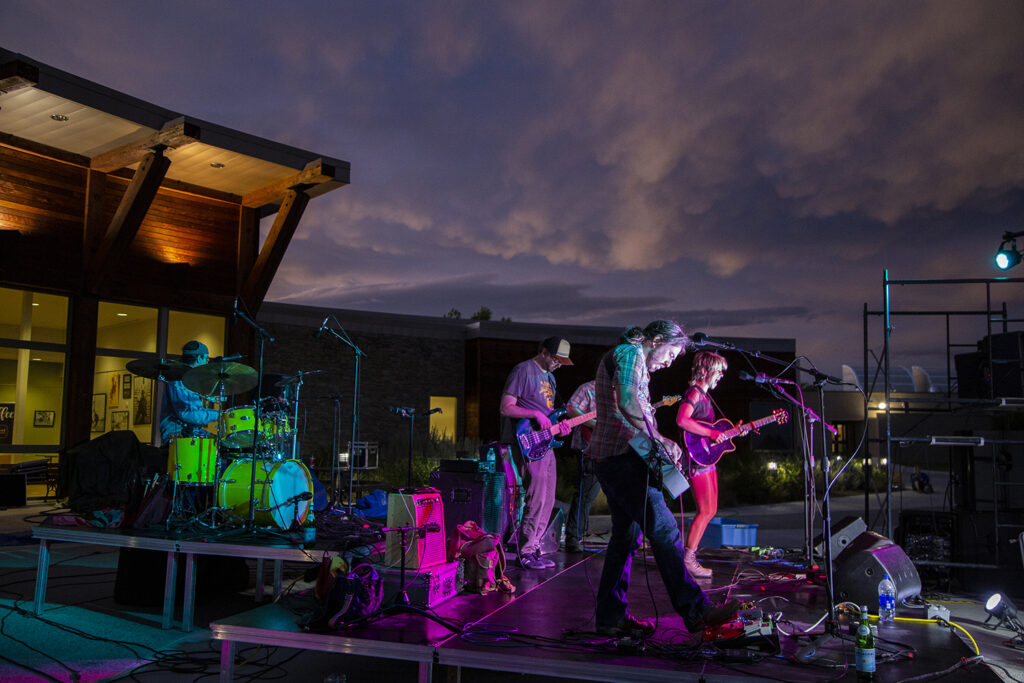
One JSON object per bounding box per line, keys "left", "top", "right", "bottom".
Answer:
{"left": 240, "top": 188, "right": 309, "bottom": 311}
{"left": 85, "top": 149, "right": 170, "bottom": 293}
{"left": 240, "top": 158, "right": 347, "bottom": 208}
{"left": 90, "top": 117, "right": 201, "bottom": 172}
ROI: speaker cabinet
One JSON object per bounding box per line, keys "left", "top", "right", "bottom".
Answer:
{"left": 385, "top": 491, "right": 447, "bottom": 570}
{"left": 833, "top": 531, "right": 921, "bottom": 608}
{"left": 813, "top": 515, "right": 867, "bottom": 559}
{"left": 982, "top": 332, "right": 1024, "bottom": 397}
{"left": 429, "top": 470, "right": 508, "bottom": 541}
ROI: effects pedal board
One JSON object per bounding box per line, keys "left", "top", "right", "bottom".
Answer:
{"left": 704, "top": 608, "right": 780, "bottom": 652}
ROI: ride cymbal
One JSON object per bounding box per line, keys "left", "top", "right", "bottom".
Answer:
{"left": 183, "top": 361, "right": 258, "bottom": 397}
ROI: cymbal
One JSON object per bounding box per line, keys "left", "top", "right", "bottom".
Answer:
{"left": 183, "top": 361, "right": 258, "bottom": 398}
{"left": 126, "top": 357, "right": 190, "bottom": 381}
{"left": 275, "top": 370, "right": 324, "bottom": 387}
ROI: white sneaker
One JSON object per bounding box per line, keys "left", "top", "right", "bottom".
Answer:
{"left": 684, "top": 548, "right": 712, "bottom": 578}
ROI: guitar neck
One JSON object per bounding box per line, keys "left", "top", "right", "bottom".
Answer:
{"left": 723, "top": 413, "right": 779, "bottom": 439}
{"left": 557, "top": 410, "right": 596, "bottom": 432}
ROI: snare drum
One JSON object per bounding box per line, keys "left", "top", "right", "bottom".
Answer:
{"left": 220, "top": 405, "right": 275, "bottom": 448}
{"left": 168, "top": 437, "right": 217, "bottom": 485}
{"left": 217, "top": 459, "right": 313, "bottom": 529}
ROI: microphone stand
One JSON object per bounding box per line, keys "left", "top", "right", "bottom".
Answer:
{"left": 317, "top": 315, "right": 365, "bottom": 512}
{"left": 390, "top": 407, "right": 441, "bottom": 488}
{"left": 232, "top": 302, "right": 275, "bottom": 531}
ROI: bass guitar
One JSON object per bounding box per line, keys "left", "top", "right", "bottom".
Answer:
{"left": 683, "top": 409, "right": 788, "bottom": 468}
{"left": 516, "top": 395, "right": 681, "bottom": 461}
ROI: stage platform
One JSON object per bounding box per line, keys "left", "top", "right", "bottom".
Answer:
{"left": 210, "top": 547, "right": 999, "bottom": 682}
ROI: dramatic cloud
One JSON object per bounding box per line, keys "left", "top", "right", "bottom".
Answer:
{"left": 2, "top": 0, "right": 1022, "bottom": 375}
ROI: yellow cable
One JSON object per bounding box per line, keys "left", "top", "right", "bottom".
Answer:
{"left": 836, "top": 605, "right": 980, "bottom": 656}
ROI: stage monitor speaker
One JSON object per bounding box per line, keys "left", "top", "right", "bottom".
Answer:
{"left": 954, "top": 351, "right": 988, "bottom": 399}
{"left": 813, "top": 515, "right": 867, "bottom": 559}
{"left": 385, "top": 490, "right": 447, "bottom": 570}
{"left": 833, "top": 531, "right": 921, "bottom": 608}
{"left": 429, "top": 470, "right": 508, "bottom": 541}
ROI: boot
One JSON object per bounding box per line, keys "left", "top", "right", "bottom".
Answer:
{"left": 684, "top": 547, "right": 712, "bottom": 578}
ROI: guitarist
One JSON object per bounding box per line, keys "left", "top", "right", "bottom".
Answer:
{"left": 675, "top": 351, "right": 730, "bottom": 578}
{"left": 590, "top": 321, "right": 739, "bottom": 637}
{"left": 499, "top": 336, "right": 573, "bottom": 570}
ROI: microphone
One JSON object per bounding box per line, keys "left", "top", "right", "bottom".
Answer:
{"left": 426, "top": 407, "right": 442, "bottom": 415}
{"left": 315, "top": 316, "right": 330, "bottom": 339}
{"left": 691, "top": 332, "right": 734, "bottom": 350}
{"left": 738, "top": 370, "right": 786, "bottom": 385}
{"left": 389, "top": 406, "right": 412, "bottom": 417}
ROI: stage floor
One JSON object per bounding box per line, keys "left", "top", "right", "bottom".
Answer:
{"left": 211, "top": 547, "right": 1002, "bottom": 682}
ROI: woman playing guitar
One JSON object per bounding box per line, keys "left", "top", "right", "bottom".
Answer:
{"left": 675, "top": 351, "right": 730, "bottom": 578}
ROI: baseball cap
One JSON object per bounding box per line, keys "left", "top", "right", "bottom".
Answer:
{"left": 541, "top": 336, "right": 573, "bottom": 365}
{"left": 181, "top": 340, "right": 209, "bottom": 359}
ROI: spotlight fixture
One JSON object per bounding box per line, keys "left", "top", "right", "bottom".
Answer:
{"left": 995, "top": 231, "right": 1024, "bottom": 271}
{"left": 984, "top": 593, "right": 1023, "bottom": 636}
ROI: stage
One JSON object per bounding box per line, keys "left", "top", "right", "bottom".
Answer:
{"left": 1, "top": 502, "right": 1019, "bottom": 682}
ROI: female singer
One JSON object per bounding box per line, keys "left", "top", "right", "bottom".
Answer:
{"left": 675, "top": 351, "right": 729, "bottom": 577}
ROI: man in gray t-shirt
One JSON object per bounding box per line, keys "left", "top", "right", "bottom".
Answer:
{"left": 499, "top": 336, "right": 573, "bottom": 570}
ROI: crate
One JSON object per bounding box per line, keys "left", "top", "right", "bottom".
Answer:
{"left": 377, "top": 559, "right": 463, "bottom": 608}
{"left": 698, "top": 517, "right": 758, "bottom": 548}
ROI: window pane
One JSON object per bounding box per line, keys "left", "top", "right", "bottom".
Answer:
{"left": 0, "top": 346, "right": 66, "bottom": 448}
{"left": 168, "top": 310, "right": 224, "bottom": 358}
{"left": 94, "top": 355, "right": 154, "bottom": 444}
{"left": 0, "top": 287, "right": 68, "bottom": 344}
{"left": 429, "top": 396, "right": 457, "bottom": 440}
{"left": 97, "top": 303, "right": 158, "bottom": 352}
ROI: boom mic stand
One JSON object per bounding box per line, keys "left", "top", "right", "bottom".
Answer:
{"left": 316, "top": 315, "right": 365, "bottom": 512}
{"left": 231, "top": 303, "right": 275, "bottom": 533}
{"left": 389, "top": 406, "right": 442, "bottom": 488}
{"left": 380, "top": 521, "right": 440, "bottom": 607}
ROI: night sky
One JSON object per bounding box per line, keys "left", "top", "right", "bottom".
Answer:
{"left": 2, "top": 1, "right": 1022, "bottom": 378}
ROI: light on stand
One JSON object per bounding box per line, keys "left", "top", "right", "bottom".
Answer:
{"left": 995, "top": 231, "right": 1024, "bottom": 271}
{"left": 767, "top": 461, "right": 778, "bottom": 471}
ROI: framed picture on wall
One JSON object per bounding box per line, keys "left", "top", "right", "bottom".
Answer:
{"left": 133, "top": 376, "right": 153, "bottom": 426}
{"left": 34, "top": 410, "right": 55, "bottom": 428}
{"left": 110, "top": 410, "right": 129, "bottom": 431}
{"left": 123, "top": 373, "right": 132, "bottom": 400}
{"left": 91, "top": 394, "right": 106, "bottom": 432}
{"left": 109, "top": 372, "right": 120, "bottom": 407}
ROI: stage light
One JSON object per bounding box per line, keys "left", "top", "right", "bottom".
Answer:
{"left": 996, "top": 247, "right": 1021, "bottom": 270}
{"left": 767, "top": 461, "right": 778, "bottom": 471}
{"left": 995, "top": 231, "right": 1024, "bottom": 270}
{"left": 878, "top": 402, "right": 887, "bottom": 410}
{"left": 986, "top": 593, "right": 1017, "bottom": 621}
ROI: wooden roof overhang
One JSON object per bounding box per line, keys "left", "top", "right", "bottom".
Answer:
{"left": 0, "top": 51, "right": 350, "bottom": 313}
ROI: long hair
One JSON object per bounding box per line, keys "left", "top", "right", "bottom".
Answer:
{"left": 620, "top": 320, "right": 689, "bottom": 347}
{"left": 690, "top": 351, "right": 728, "bottom": 386}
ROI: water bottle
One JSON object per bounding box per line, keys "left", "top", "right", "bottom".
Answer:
{"left": 855, "top": 605, "right": 876, "bottom": 680}
{"left": 878, "top": 573, "right": 896, "bottom": 623}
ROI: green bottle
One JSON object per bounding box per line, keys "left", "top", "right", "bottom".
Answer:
{"left": 855, "top": 604, "right": 876, "bottom": 680}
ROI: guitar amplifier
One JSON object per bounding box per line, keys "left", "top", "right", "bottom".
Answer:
{"left": 385, "top": 490, "right": 447, "bottom": 570}
{"left": 429, "top": 470, "right": 508, "bottom": 541}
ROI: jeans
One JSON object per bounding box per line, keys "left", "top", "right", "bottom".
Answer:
{"left": 594, "top": 452, "right": 709, "bottom": 630}
{"left": 566, "top": 452, "right": 601, "bottom": 545}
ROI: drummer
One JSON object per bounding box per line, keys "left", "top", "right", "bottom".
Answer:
{"left": 159, "top": 340, "right": 220, "bottom": 445}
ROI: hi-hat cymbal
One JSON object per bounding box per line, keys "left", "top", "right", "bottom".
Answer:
{"left": 126, "top": 357, "right": 190, "bottom": 381}
{"left": 183, "top": 361, "right": 258, "bottom": 398}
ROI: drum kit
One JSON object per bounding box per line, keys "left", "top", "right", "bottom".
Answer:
{"left": 125, "top": 356, "right": 322, "bottom": 534}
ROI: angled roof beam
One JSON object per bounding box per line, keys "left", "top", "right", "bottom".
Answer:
{"left": 241, "top": 158, "right": 346, "bottom": 208}
{"left": 86, "top": 148, "right": 170, "bottom": 293}
{"left": 240, "top": 188, "right": 309, "bottom": 311}
{"left": 90, "top": 117, "right": 200, "bottom": 172}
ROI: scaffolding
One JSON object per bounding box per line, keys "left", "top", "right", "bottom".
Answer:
{"left": 862, "top": 270, "right": 1024, "bottom": 568}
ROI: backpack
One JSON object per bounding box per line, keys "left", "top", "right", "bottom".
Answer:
{"left": 456, "top": 520, "right": 515, "bottom": 595}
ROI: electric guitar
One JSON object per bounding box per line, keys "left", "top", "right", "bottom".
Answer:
{"left": 516, "top": 395, "right": 682, "bottom": 461}
{"left": 628, "top": 433, "right": 691, "bottom": 499}
{"left": 683, "top": 409, "right": 788, "bottom": 467}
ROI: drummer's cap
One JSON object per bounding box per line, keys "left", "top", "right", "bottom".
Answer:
{"left": 182, "top": 340, "right": 209, "bottom": 359}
